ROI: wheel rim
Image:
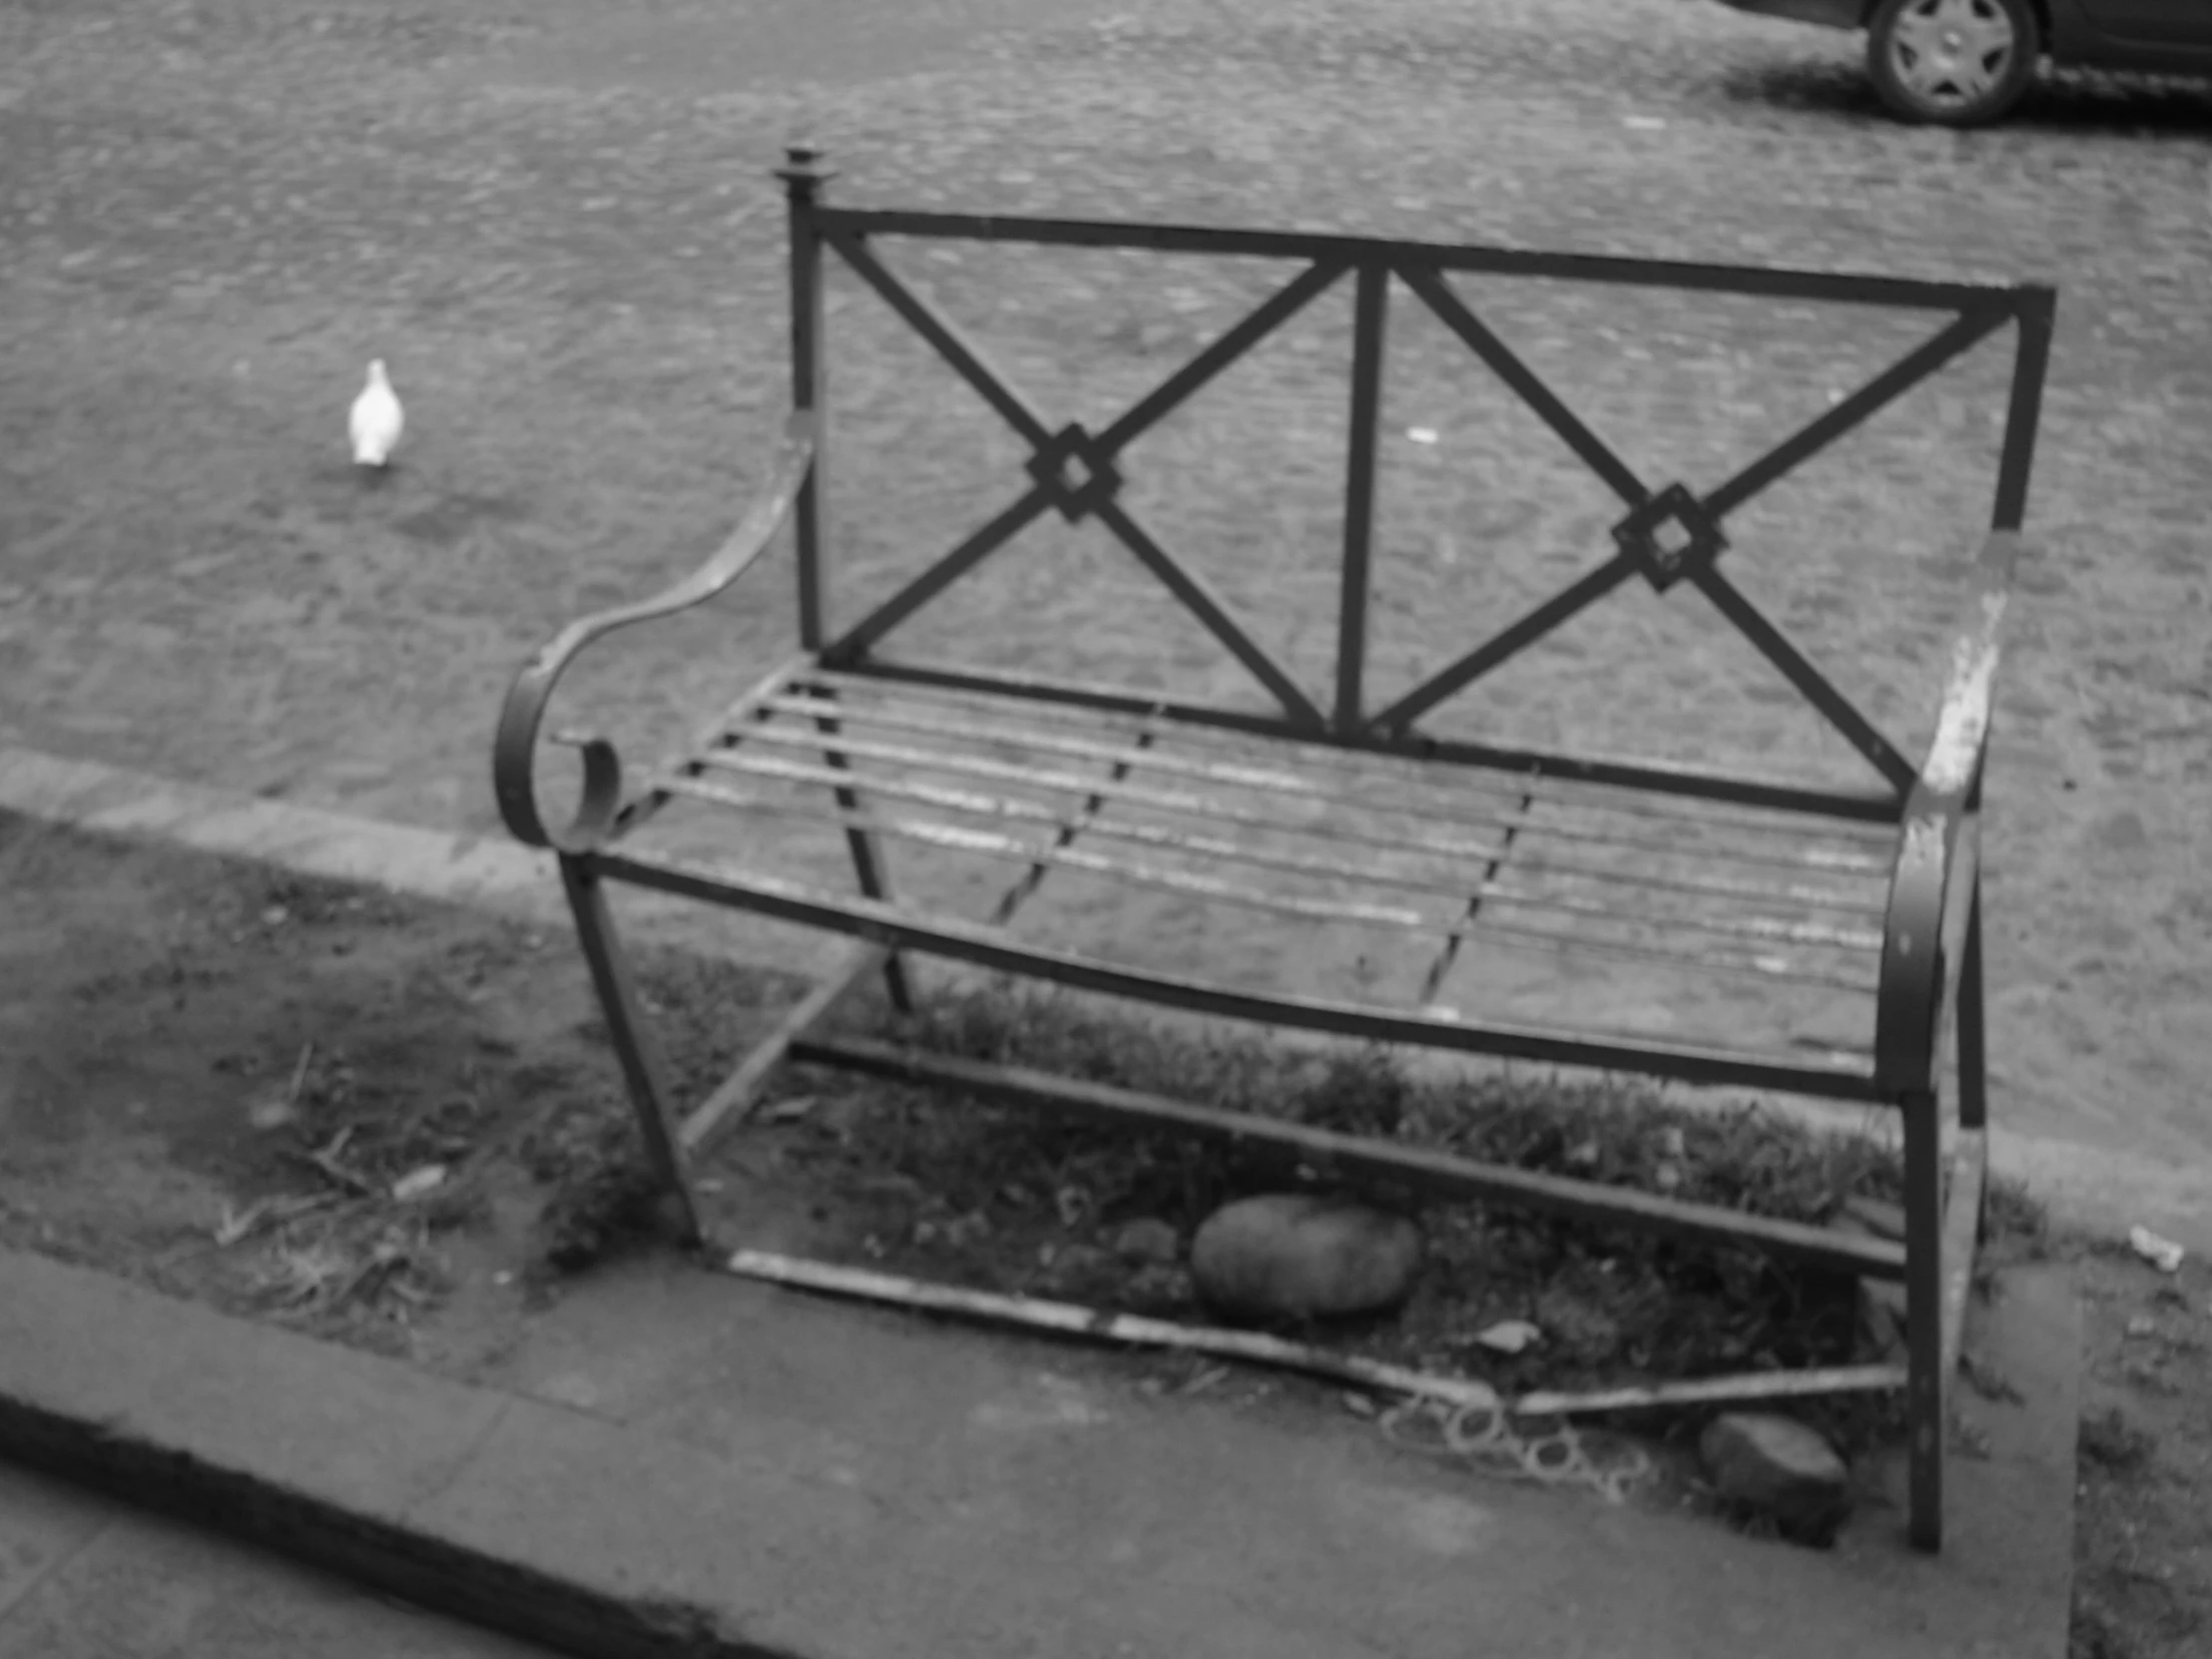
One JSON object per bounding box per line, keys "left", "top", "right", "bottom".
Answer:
{"left": 1885, "top": 0, "right": 2017, "bottom": 111}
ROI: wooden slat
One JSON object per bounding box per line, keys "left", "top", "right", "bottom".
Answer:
{"left": 666, "top": 765, "right": 1885, "bottom": 955}
{"left": 742, "top": 696, "right": 1898, "bottom": 880}
{"left": 657, "top": 778, "right": 1884, "bottom": 993}
{"left": 799, "top": 674, "right": 1905, "bottom": 850}
{"left": 832, "top": 656, "right": 1908, "bottom": 826}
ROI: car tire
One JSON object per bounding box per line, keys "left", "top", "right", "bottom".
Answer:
{"left": 1866, "top": 0, "right": 2039, "bottom": 127}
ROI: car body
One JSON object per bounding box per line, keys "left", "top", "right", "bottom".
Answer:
{"left": 1715, "top": 0, "right": 2212, "bottom": 122}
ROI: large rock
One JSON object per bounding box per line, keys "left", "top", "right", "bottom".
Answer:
{"left": 1189, "top": 1194, "right": 1421, "bottom": 1324}
{"left": 1699, "top": 1412, "right": 1854, "bottom": 1544}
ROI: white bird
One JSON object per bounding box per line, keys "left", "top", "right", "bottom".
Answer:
{"left": 349, "top": 358, "right": 403, "bottom": 468}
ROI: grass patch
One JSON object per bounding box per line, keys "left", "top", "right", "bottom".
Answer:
{"left": 724, "top": 978, "right": 2046, "bottom": 1458}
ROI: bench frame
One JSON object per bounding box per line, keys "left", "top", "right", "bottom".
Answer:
{"left": 493, "top": 145, "right": 2054, "bottom": 1552}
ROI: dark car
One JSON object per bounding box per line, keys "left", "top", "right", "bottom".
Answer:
{"left": 1714, "top": 0, "right": 2212, "bottom": 124}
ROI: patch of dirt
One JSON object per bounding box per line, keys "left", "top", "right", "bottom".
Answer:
{"left": 4, "top": 814, "right": 2208, "bottom": 1648}
{"left": 0, "top": 811, "right": 803, "bottom": 1356}
{"left": 700, "top": 982, "right": 1941, "bottom": 1453}
{"left": 2067, "top": 1248, "right": 2212, "bottom": 1659}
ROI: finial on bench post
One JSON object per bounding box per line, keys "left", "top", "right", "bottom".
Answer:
{"left": 775, "top": 141, "right": 836, "bottom": 200}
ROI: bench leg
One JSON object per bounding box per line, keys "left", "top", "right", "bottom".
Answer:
{"left": 1955, "top": 882, "right": 1987, "bottom": 1135}
{"left": 1902, "top": 1084, "right": 1944, "bottom": 1551}
{"left": 559, "top": 853, "right": 705, "bottom": 1248}
{"left": 812, "top": 707, "right": 913, "bottom": 1014}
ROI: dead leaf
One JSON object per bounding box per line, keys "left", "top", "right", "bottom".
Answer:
{"left": 214, "top": 1200, "right": 271, "bottom": 1248}
{"left": 1474, "top": 1319, "right": 1543, "bottom": 1356}
{"left": 391, "top": 1165, "right": 447, "bottom": 1204}
{"left": 1054, "top": 1185, "right": 1093, "bottom": 1227}
{"left": 286, "top": 1141, "right": 374, "bottom": 1197}
{"left": 248, "top": 1096, "right": 296, "bottom": 1133}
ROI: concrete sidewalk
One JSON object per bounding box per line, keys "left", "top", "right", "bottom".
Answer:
{"left": 0, "top": 1244, "right": 2079, "bottom": 1659}
{"left": 1, "top": 1461, "right": 545, "bottom": 1658}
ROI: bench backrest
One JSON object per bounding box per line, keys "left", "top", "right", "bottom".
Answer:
{"left": 773, "top": 146, "right": 2053, "bottom": 823}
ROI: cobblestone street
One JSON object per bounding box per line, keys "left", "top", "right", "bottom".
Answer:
{"left": 2, "top": 0, "right": 2209, "bottom": 1217}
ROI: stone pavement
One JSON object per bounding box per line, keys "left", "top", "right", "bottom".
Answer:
{"left": 0, "top": 1243, "right": 2081, "bottom": 1659}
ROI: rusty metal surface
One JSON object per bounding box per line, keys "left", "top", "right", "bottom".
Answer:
{"left": 1875, "top": 529, "right": 2024, "bottom": 1094}
{"left": 1940, "top": 1126, "right": 1989, "bottom": 1390}
{"left": 493, "top": 158, "right": 2053, "bottom": 1557}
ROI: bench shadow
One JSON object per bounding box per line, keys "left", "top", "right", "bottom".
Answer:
{"left": 1716, "top": 56, "right": 2212, "bottom": 136}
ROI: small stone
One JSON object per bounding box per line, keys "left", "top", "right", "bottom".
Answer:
{"left": 1841, "top": 1196, "right": 1907, "bottom": 1241}
{"left": 1122, "top": 1264, "right": 1194, "bottom": 1313}
{"left": 391, "top": 1164, "right": 447, "bottom": 1203}
{"left": 247, "top": 1095, "right": 296, "bottom": 1133}
{"left": 1109, "top": 1217, "right": 1181, "bottom": 1266}
{"left": 1699, "top": 1412, "right": 1853, "bottom": 1544}
{"left": 1859, "top": 1278, "right": 1909, "bottom": 1360}
{"left": 1037, "top": 1243, "right": 1114, "bottom": 1299}
{"left": 1831, "top": 1200, "right": 1910, "bottom": 1360}
{"left": 1473, "top": 1319, "right": 1542, "bottom": 1355}
{"left": 1189, "top": 1194, "right": 1422, "bottom": 1323}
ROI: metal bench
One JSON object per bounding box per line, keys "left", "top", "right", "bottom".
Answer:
{"left": 493, "top": 145, "right": 2053, "bottom": 1552}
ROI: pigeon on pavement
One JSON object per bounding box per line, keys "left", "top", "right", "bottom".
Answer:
{"left": 349, "top": 359, "right": 403, "bottom": 468}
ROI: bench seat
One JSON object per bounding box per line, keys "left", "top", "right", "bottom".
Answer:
{"left": 601, "top": 659, "right": 1902, "bottom": 1100}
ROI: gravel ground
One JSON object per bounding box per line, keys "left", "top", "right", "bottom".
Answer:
{"left": 1, "top": 0, "right": 2209, "bottom": 1220}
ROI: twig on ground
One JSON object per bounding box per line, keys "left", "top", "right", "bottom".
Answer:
{"left": 285, "top": 1127, "right": 376, "bottom": 1197}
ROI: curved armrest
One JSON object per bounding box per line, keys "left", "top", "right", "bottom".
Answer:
{"left": 492, "top": 410, "right": 815, "bottom": 850}
{"left": 1874, "top": 529, "right": 2024, "bottom": 1092}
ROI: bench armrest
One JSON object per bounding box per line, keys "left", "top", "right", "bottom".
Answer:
{"left": 491, "top": 411, "right": 815, "bottom": 850}
{"left": 1874, "top": 529, "right": 2024, "bottom": 1093}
